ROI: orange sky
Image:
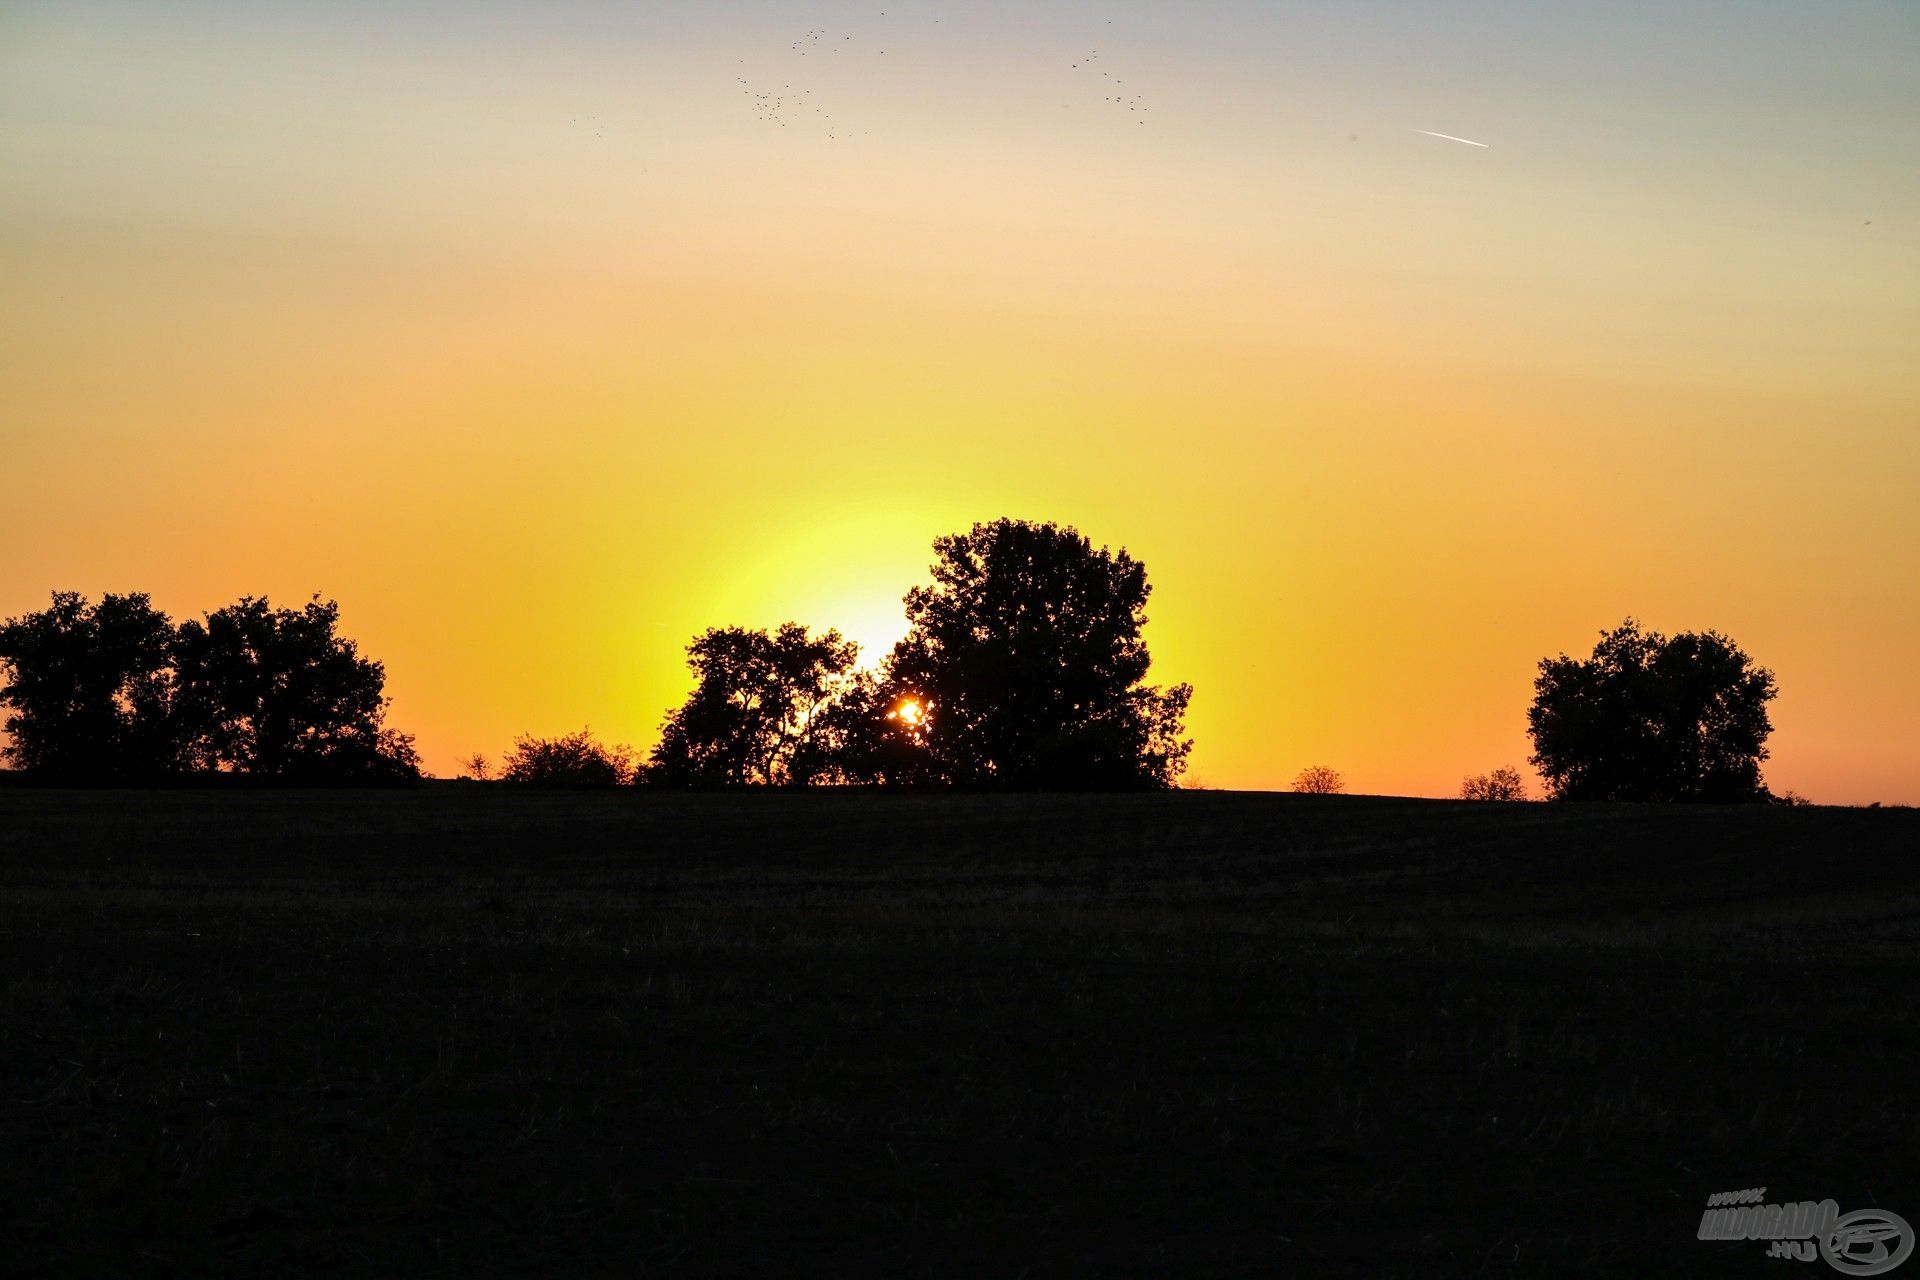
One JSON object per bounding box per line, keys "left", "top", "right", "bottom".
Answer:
{"left": 2, "top": 2, "right": 1916, "bottom": 801}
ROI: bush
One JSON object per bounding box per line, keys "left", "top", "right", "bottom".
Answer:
{"left": 1460, "top": 766, "right": 1528, "bottom": 802}
{"left": 499, "top": 729, "right": 639, "bottom": 786}
{"left": 1293, "top": 765, "right": 1344, "bottom": 795}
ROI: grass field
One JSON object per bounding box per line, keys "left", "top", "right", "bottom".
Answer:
{"left": 2, "top": 787, "right": 1915, "bottom": 1276}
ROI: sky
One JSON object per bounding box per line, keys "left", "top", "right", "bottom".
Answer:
{"left": 2, "top": 0, "right": 1917, "bottom": 801}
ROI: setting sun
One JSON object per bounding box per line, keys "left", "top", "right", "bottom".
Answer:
{"left": 1, "top": 0, "right": 1914, "bottom": 801}
{"left": 4, "top": 5, "right": 1917, "bottom": 1273}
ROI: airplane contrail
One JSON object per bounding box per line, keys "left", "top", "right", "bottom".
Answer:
{"left": 1414, "top": 129, "right": 1490, "bottom": 148}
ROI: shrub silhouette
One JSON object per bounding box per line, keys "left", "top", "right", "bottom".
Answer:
{"left": 500, "top": 729, "right": 638, "bottom": 786}
{"left": 1293, "top": 765, "right": 1345, "bottom": 795}
{"left": 880, "top": 518, "right": 1192, "bottom": 789}
{"left": 1528, "top": 618, "right": 1776, "bottom": 802}
{"left": 1460, "top": 766, "right": 1528, "bottom": 801}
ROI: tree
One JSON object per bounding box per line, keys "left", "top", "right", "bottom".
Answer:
{"left": 650, "top": 624, "right": 865, "bottom": 786}
{"left": 786, "top": 668, "right": 946, "bottom": 786}
{"left": 1527, "top": 618, "right": 1776, "bottom": 802}
{"left": 1460, "top": 766, "right": 1528, "bottom": 801}
{"left": 499, "top": 728, "right": 638, "bottom": 786}
{"left": 0, "top": 592, "right": 179, "bottom": 779}
{"left": 783, "top": 665, "right": 885, "bottom": 786}
{"left": 1293, "top": 765, "right": 1344, "bottom": 795}
{"left": 459, "top": 752, "right": 493, "bottom": 781}
{"left": 880, "top": 518, "right": 1192, "bottom": 789}
{"left": 172, "top": 596, "right": 419, "bottom": 781}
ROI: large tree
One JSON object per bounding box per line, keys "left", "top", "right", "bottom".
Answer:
{"left": 172, "top": 595, "right": 419, "bottom": 781}
{"left": 1527, "top": 618, "right": 1776, "bottom": 802}
{"left": 0, "top": 592, "right": 179, "bottom": 779}
{"left": 650, "top": 623, "right": 864, "bottom": 786}
{"left": 882, "top": 518, "right": 1192, "bottom": 789}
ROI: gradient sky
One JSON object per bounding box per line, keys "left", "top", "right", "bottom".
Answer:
{"left": 3, "top": 0, "right": 1917, "bottom": 800}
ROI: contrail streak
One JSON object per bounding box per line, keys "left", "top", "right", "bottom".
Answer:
{"left": 1414, "top": 129, "right": 1490, "bottom": 148}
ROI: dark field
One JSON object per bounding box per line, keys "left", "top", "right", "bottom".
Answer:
{"left": 2, "top": 788, "right": 1915, "bottom": 1277}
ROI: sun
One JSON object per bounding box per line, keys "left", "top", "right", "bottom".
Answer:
{"left": 889, "top": 698, "right": 926, "bottom": 729}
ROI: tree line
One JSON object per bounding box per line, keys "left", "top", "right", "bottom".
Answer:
{"left": 473, "top": 519, "right": 1194, "bottom": 789}
{"left": 0, "top": 593, "right": 418, "bottom": 782}
{"left": 2, "top": 518, "right": 1788, "bottom": 801}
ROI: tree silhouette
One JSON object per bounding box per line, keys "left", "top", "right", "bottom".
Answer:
{"left": 172, "top": 596, "right": 419, "bottom": 781}
{"left": 0, "top": 592, "right": 178, "bottom": 779}
{"left": 1527, "top": 618, "right": 1776, "bottom": 802}
{"left": 650, "top": 624, "right": 865, "bottom": 786}
{"left": 1, "top": 590, "right": 417, "bottom": 782}
{"left": 786, "top": 668, "right": 948, "bottom": 786}
{"left": 881, "top": 518, "right": 1192, "bottom": 789}
{"left": 1293, "top": 765, "right": 1344, "bottom": 794}
{"left": 500, "top": 729, "right": 638, "bottom": 786}
{"left": 784, "top": 666, "right": 888, "bottom": 785}
{"left": 1460, "top": 766, "right": 1528, "bottom": 801}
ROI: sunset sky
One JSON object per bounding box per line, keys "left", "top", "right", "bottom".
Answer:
{"left": 3, "top": 1, "right": 1916, "bottom": 801}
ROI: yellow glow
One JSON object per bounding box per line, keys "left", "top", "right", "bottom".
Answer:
{"left": 2, "top": 6, "right": 1916, "bottom": 802}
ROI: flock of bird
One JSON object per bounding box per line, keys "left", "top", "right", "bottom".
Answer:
{"left": 736, "top": 79, "right": 815, "bottom": 130}
{"left": 735, "top": 11, "right": 1147, "bottom": 140}
{"left": 1068, "top": 48, "right": 1147, "bottom": 122}
{"left": 726, "top": 13, "right": 1524, "bottom": 155}
{"left": 735, "top": 18, "right": 889, "bottom": 136}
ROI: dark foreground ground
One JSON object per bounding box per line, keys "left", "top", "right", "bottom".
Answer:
{"left": 1, "top": 788, "right": 1915, "bottom": 1277}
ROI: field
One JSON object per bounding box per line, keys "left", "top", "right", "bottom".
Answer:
{"left": 2, "top": 787, "right": 1916, "bottom": 1276}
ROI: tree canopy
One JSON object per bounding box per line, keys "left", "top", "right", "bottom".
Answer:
{"left": 0, "top": 591, "right": 418, "bottom": 783}
{"left": 0, "top": 592, "right": 177, "bottom": 780}
{"left": 880, "top": 518, "right": 1192, "bottom": 789}
{"left": 650, "top": 624, "right": 864, "bottom": 786}
{"left": 173, "top": 596, "right": 418, "bottom": 781}
{"left": 1527, "top": 618, "right": 1776, "bottom": 802}
{"left": 633, "top": 520, "right": 1195, "bottom": 790}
